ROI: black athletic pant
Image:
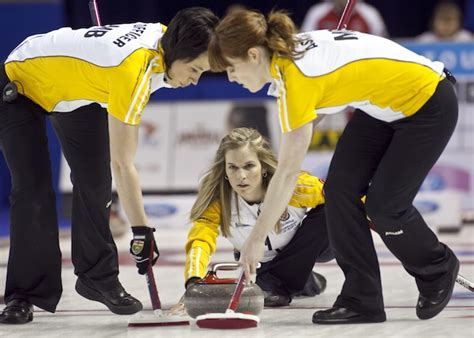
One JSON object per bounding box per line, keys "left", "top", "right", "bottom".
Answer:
{"left": 256, "top": 205, "right": 333, "bottom": 296}
{"left": 0, "top": 67, "right": 119, "bottom": 312}
{"left": 324, "top": 78, "right": 459, "bottom": 316}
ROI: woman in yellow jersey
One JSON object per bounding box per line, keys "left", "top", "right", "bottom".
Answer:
{"left": 0, "top": 8, "right": 218, "bottom": 324}
{"left": 207, "top": 9, "right": 460, "bottom": 324}
{"left": 184, "top": 127, "right": 332, "bottom": 307}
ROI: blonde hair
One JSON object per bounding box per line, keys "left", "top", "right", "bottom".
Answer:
{"left": 190, "top": 128, "right": 278, "bottom": 237}
{"left": 208, "top": 9, "right": 305, "bottom": 71}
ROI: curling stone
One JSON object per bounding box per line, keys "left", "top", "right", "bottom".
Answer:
{"left": 183, "top": 262, "right": 264, "bottom": 318}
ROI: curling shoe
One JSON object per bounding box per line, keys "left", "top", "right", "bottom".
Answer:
{"left": 263, "top": 290, "right": 291, "bottom": 307}
{"left": 75, "top": 278, "right": 142, "bottom": 315}
{"left": 417, "top": 257, "right": 460, "bottom": 320}
{"left": 0, "top": 299, "right": 33, "bottom": 324}
{"left": 312, "top": 306, "right": 386, "bottom": 324}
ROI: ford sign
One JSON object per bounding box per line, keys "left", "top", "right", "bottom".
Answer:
{"left": 144, "top": 203, "right": 177, "bottom": 217}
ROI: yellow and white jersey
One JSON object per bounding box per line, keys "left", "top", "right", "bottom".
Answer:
{"left": 5, "top": 23, "right": 170, "bottom": 125}
{"left": 268, "top": 30, "right": 445, "bottom": 133}
{"left": 184, "top": 172, "right": 325, "bottom": 281}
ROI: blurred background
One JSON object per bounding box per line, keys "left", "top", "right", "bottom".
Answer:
{"left": 0, "top": 0, "right": 473, "bottom": 242}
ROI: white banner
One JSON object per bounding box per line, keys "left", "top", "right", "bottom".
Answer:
{"left": 170, "top": 102, "right": 232, "bottom": 189}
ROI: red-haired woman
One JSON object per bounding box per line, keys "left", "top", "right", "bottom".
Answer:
{"left": 207, "top": 8, "right": 459, "bottom": 324}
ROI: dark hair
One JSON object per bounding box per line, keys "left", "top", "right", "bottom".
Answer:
{"left": 209, "top": 9, "right": 303, "bottom": 72}
{"left": 160, "top": 7, "right": 219, "bottom": 69}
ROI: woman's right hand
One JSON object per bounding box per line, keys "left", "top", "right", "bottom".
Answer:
{"left": 240, "top": 235, "right": 265, "bottom": 282}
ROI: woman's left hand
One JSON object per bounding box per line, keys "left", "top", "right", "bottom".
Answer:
{"left": 239, "top": 236, "right": 265, "bottom": 281}
{"left": 168, "top": 294, "right": 187, "bottom": 316}
{"left": 168, "top": 301, "right": 187, "bottom": 316}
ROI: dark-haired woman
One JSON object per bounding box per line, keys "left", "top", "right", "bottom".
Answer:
{"left": 0, "top": 7, "right": 218, "bottom": 324}
{"left": 207, "top": 9, "right": 459, "bottom": 324}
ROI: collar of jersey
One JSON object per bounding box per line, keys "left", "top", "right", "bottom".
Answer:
{"left": 267, "top": 52, "right": 283, "bottom": 98}
{"left": 153, "top": 44, "right": 166, "bottom": 73}
{"left": 152, "top": 72, "right": 172, "bottom": 90}
{"left": 150, "top": 45, "right": 172, "bottom": 89}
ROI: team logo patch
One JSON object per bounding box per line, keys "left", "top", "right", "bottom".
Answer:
{"left": 280, "top": 210, "right": 289, "bottom": 222}
{"left": 131, "top": 240, "right": 145, "bottom": 255}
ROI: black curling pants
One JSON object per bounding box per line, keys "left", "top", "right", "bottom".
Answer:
{"left": 0, "top": 66, "right": 119, "bottom": 312}
{"left": 256, "top": 205, "right": 333, "bottom": 296}
{"left": 323, "top": 78, "right": 459, "bottom": 317}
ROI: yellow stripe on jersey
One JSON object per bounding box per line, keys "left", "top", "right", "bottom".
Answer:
{"left": 184, "top": 200, "right": 221, "bottom": 281}
{"left": 273, "top": 61, "right": 320, "bottom": 133}
{"left": 270, "top": 55, "right": 443, "bottom": 133}
{"left": 186, "top": 245, "right": 210, "bottom": 281}
{"left": 183, "top": 173, "right": 325, "bottom": 282}
{"left": 5, "top": 47, "right": 164, "bottom": 125}
{"left": 121, "top": 55, "right": 156, "bottom": 124}
{"left": 273, "top": 65, "right": 292, "bottom": 133}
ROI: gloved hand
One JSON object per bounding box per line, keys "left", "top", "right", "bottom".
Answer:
{"left": 130, "top": 226, "right": 159, "bottom": 275}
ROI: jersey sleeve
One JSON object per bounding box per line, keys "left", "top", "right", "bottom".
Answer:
{"left": 184, "top": 201, "right": 221, "bottom": 281}
{"left": 289, "top": 172, "right": 325, "bottom": 208}
{"left": 275, "top": 60, "right": 322, "bottom": 133}
{"left": 107, "top": 48, "right": 155, "bottom": 125}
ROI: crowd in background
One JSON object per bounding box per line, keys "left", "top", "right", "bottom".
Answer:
{"left": 64, "top": 0, "right": 473, "bottom": 40}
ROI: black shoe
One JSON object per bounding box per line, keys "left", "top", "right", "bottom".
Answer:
{"left": 75, "top": 279, "right": 143, "bottom": 315}
{"left": 294, "top": 272, "right": 327, "bottom": 297}
{"left": 312, "top": 306, "right": 386, "bottom": 324}
{"left": 0, "top": 299, "right": 33, "bottom": 324}
{"left": 263, "top": 290, "right": 291, "bottom": 307}
{"left": 416, "top": 257, "right": 460, "bottom": 320}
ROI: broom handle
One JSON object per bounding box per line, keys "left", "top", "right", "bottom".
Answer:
{"left": 227, "top": 269, "right": 246, "bottom": 312}
{"left": 337, "top": 0, "right": 357, "bottom": 30}
{"left": 145, "top": 241, "right": 162, "bottom": 310}
{"left": 88, "top": 0, "right": 102, "bottom": 26}
{"left": 456, "top": 274, "right": 474, "bottom": 292}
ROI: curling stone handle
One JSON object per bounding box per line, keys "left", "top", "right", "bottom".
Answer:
{"left": 210, "top": 262, "right": 241, "bottom": 273}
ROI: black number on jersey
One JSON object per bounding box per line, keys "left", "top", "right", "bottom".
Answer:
{"left": 84, "top": 25, "right": 119, "bottom": 38}
{"left": 265, "top": 236, "right": 273, "bottom": 251}
{"left": 300, "top": 38, "right": 318, "bottom": 51}
{"left": 330, "top": 30, "right": 358, "bottom": 41}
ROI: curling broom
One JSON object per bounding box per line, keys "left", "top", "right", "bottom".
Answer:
{"left": 128, "top": 240, "right": 190, "bottom": 327}
{"left": 195, "top": 268, "right": 259, "bottom": 329}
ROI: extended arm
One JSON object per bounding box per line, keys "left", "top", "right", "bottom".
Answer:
{"left": 108, "top": 114, "right": 148, "bottom": 226}
{"left": 109, "top": 114, "right": 159, "bottom": 274}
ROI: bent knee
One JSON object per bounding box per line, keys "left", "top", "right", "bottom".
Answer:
{"left": 365, "top": 196, "right": 413, "bottom": 234}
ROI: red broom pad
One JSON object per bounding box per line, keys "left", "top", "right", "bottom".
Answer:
{"left": 196, "top": 269, "right": 259, "bottom": 329}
